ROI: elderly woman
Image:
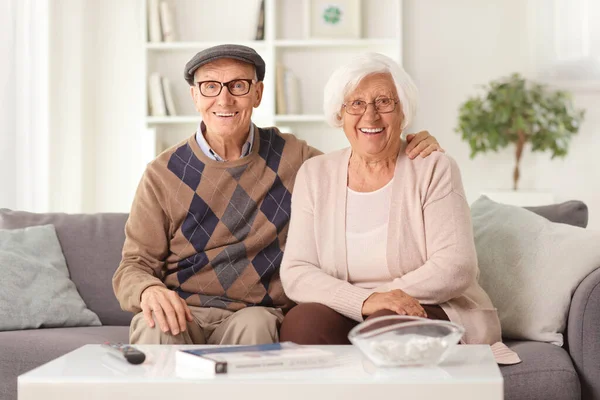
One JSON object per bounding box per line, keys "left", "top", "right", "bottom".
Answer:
{"left": 279, "top": 53, "right": 518, "bottom": 363}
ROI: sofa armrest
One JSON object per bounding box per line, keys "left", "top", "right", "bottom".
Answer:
{"left": 567, "top": 267, "right": 600, "bottom": 400}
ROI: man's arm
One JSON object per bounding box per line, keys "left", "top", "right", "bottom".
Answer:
{"left": 112, "top": 168, "right": 170, "bottom": 313}
{"left": 303, "top": 144, "right": 323, "bottom": 161}
{"left": 405, "top": 130, "right": 444, "bottom": 159}
{"left": 112, "top": 167, "right": 193, "bottom": 335}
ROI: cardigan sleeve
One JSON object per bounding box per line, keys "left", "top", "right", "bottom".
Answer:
{"left": 280, "top": 162, "right": 373, "bottom": 322}
{"left": 378, "top": 156, "right": 478, "bottom": 304}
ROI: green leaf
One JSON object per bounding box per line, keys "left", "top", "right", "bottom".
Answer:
{"left": 455, "top": 73, "right": 585, "bottom": 168}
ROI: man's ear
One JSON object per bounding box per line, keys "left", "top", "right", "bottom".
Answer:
{"left": 190, "top": 85, "right": 202, "bottom": 113}
{"left": 253, "top": 81, "right": 264, "bottom": 108}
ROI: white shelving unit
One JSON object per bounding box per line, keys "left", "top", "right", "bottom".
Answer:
{"left": 145, "top": 41, "right": 269, "bottom": 51}
{"left": 274, "top": 114, "right": 326, "bottom": 123}
{"left": 273, "top": 39, "right": 397, "bottom": 48}
{"left": 143, "top": 0, "right": 402, "bottom": 155}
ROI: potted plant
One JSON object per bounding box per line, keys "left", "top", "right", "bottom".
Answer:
{"left": 456, "top": 73, "right": 585, "bottom": 190}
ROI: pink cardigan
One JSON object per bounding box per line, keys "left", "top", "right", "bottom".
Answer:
{"left": 281, "top": 146, "right": 503, "bottom": 346}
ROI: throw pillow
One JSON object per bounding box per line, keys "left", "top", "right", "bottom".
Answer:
{"left": 0, "top": 224, "right": 101, "bottom": 330}
{"left": 525, "top": 200, "right": 588, "bottom": 228}
{"left": 471, "top": 196, "right": 600, "bottom": 346}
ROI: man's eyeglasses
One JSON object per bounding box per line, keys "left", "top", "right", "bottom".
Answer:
{"left": 196, "top": 79, "right": 255, "bottom": 97}
{"left": 342, "top": 97, "right": 399, "bottom": 115}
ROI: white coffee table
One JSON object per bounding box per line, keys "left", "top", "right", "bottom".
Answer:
{"left": 18, "top": 344, "right": 502, "bottom": 400}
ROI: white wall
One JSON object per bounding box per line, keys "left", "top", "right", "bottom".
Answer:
{"left": 0, "top": 1, "right": 16, "bottom": 210}
{"left": 403, "top": 0, "right": 600, "bottom": 229}
{"left": 50, "top": 0, "right": 145, "bottom": 213}
{"left": 81, "top": 0, "right": 146, "bottom": 213}
{"left": 50, "top": 0, "right": 85, "bottom": 212}
{"left": 2, "top": 0, "right": 50, "bottom": 212}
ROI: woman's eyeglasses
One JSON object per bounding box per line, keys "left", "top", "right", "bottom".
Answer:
{"left": 342, "top": 97, "right": 399, "bottom": 115}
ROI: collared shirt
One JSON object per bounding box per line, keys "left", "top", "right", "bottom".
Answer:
{"left": 195, "top": 121, "right": 255, "bottom": 161}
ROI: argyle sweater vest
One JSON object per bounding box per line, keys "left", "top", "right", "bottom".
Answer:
{"left": 113, "top": 126, "right": 321, "bottom": 313}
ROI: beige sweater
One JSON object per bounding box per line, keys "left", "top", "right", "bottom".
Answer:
{"left": 113, "top": 126, "right": 320, "bottom": 313}
{"left": 281, "top": 146, "right": 502, "bottom": 345}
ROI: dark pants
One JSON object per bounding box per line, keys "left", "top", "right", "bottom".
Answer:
{"left": 280, "top": 303, "right": 449, "bottom": 345}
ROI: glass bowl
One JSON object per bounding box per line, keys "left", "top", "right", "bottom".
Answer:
{"left": 348, "top": 315, "right": 465, "bottom": 367}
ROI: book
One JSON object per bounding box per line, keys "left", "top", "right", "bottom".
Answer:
{"left": 147, "top": 0, "right": 162, "bottom": 42}
{"left": 254, "top": 0, "right": 265, "bottom": 40}
{"left": 275, "top": 64, "right": 287, "bottom": 115}
{"left": 161, "top": 76, "right": 177, "bottom": 116}
{"left": 276, "top": 65, "right": 302, "bottom": 115}
{"left": 176, "top": 342, "right": 335, "bottom": 374}
{"left": 148, "top": 73, "right": 167, "bottom": 116}
{"left": 284, "top": 68, "right": 301, "bottom": 115}
{"left": 159, "top": 1, "right": 177, "bottom": 42}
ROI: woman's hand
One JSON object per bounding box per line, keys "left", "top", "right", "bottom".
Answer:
{"left": 362, "top": 289, "right": 427, "bottom": 318}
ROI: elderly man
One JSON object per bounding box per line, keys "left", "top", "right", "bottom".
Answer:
{"left": 112, "top": 44, "right": 442, "bottom": 345}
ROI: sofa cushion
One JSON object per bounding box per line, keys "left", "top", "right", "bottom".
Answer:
{"left": 0, "top": 224, "right": 101, "bottom": 330}
{"left": 471, "top": 196, "right": 600, "bottom": 345}
{"left": 0, "top": 209, "right": 131, "bottom": 326}
{"left": 525, "top": 200, "right": 588, "bottom": 228}
{"left": 0, "top": 326, "right": 129, "bottom": 400}
{"left": 501, "top": 341, "right": 580, "bottom": 400}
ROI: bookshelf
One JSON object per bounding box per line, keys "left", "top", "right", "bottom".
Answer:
{"left": 143, "top": 0, "right": 403, "bottom": 155}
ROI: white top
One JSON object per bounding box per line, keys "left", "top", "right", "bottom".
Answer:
{"left": 346, "top": 179, "right": 394, "bottom": 289}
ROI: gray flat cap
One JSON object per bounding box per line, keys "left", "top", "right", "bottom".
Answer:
{"left": 184, "top": 44, "right": 266, "bottom": 85}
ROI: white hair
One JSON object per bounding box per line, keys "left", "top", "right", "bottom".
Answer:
{"left": 323, "top": 53, "right": 418, "bottom": 129}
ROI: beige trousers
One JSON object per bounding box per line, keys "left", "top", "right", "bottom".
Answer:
{"left": 129, "top": 306, "right": 284, "bottom": 345}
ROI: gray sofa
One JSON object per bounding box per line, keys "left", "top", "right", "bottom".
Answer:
{"left": 0, "top": 204, "right": 598, "bottom": 400}
{"left": 0, "top": 211, "right": 132, "bottom": 400}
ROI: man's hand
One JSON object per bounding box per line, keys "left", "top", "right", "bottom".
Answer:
{"left": 362, "top": 289, "right": 427, "bottom": 318}
{"left": 405, "top": 130, "right": 444, "bottom": 159}
{"left": 140, "top": 286, "right": 193, "bottom": 335}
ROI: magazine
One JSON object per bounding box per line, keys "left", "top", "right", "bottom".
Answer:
{"left": 176, "top": 342, "right": 336, "bottom": 374}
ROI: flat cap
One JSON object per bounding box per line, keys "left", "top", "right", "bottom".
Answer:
{"left": 184, "top": 44, "right": 266, "bottom": 85}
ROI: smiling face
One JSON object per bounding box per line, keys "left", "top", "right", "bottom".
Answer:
{"left": 341, "top": 73, "right": 404, "bottom": 158}
{"left": 190, "top": 58, "right": 264, "bottom": 140}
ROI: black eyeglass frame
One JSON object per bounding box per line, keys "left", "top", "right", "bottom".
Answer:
{"left": 195, "top": 79, "right": 255, "bottom": 97}
{"left": 342, "top": 98, "right": 400, "bottom": 115}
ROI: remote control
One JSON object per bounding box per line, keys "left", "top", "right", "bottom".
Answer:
{"left": 102, "top": 342, "right": 146, "bottom": 365}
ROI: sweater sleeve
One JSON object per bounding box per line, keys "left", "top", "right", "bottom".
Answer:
{"left": 280, "top": 163, "right": 373, "bottom": 322}
{"left": 304, "top": 145, "right": 323, "bottom": 160}
{"left": 299, "top": 136, "right": 323, "bottom": 161}
{"left": 112, "top": 167, "right": 170, "bottom": 313}
{"left": 378, "top": 156, "right": 478, "bottom": 304}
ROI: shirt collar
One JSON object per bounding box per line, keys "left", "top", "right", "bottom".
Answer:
{"left": 195, "top": 121, "right": 255, "bottom": 162}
